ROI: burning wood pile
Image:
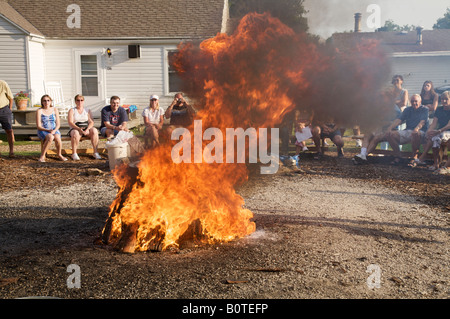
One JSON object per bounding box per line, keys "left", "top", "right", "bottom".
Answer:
{"left": 101, "top": 13, "right": 392, "bottom": 253}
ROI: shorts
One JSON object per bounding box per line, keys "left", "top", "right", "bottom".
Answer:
{"left": 320, "top": 128, "right": 341, "bottom": 141}
{"left": 37, "top": 130, "right": 61, "bottom": 140}
{"left": 0, "top": 106, "right": 12, "bottom": 131}
{"left": 100, "top": 127, "right": 119, "bottom": 137}
{"left": 398, "top": 129, "right": 426, "bottom": 145}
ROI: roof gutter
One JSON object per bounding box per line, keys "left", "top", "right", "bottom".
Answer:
{"left": 0, "top": 13, "right": 45, "bottom": 39}
{"left": 392, "top": 51, "right": 450, "bottom": 58}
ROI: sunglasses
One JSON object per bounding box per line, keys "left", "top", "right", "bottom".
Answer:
{"left": 76, "top": 99, "right": 84, "bottom": 102}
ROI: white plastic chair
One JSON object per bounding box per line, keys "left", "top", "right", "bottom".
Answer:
{"left": 43, "top": 81, "right": 73, "bottom": 119}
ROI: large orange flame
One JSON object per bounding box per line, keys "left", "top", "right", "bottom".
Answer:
{"left": 102, "top": 13, "right": 392, "bottom": 252}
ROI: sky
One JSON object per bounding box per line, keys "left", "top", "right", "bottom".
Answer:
{"left": 303, "top": 0, "right": 450, "bottom": 39}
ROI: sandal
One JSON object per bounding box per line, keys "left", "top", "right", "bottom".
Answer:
{"left": 408, "top": 158, "right": 426, "bottom": 167}
{"left": 407, "top": 161, "right": 417, "bottom": 168}
{"left": 428, "top": 166, "right": 438, "bottom": 171}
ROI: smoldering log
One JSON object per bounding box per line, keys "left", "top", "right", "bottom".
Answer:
{"left": 102, "top": 165, "right": 207, "bottom": 253}
{"left": 101, "top": 166, "right": 140, "bottom": 246}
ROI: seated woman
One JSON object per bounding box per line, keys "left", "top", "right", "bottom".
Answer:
{"left": 67, "top": 94, "right": 102, "bottom": 160}
{"left": 142, "top": 95, "right": 165, "bottom": 148}
{"left": 36, "top": 95, "right": 67, "bottom": 162}
{"left": 420, "top": 80, "right": 439, "bottom": 123}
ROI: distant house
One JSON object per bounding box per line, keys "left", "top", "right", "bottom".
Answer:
{"left": 331, "top": 14, "right": 450, "bottom": 95}
{"left": 0, "top": 0, "right": 230, "bottom": 117}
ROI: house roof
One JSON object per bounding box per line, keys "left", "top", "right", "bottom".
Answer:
{"left": 6, "top": 0, "right": 228, "bottom": 39}
{"left": 331, "top": 29, "right": 450, "bottom": 55}
{"left": 0, "top": 1, "right": 44, "bottom": 36}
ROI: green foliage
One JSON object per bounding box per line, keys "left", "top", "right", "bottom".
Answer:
{"left": 433, "top": 8, "right": 450, "bottom": 29}
{"left": 229, "top": 0, "right": 309, "bottom": 33}
{"left": 376, "top": 19, "right": 419, "bottom": 32}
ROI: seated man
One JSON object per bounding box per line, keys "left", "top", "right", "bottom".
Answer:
{"left": 100, "top": 96, "right": 129, "bottom": 139}
{"left": 311, "top": 118, "right": 344, "bottom": 158}
{"left": 164, "top": 93, "right": 196, "bottom": 137}
{"left": 416, "top": 91, "right": 450, "bottom": 171}
{"left": 294, "top": 109, "right": 314, "bottom": 155}
{"left": 387, "top": 94, "right": 429, "bottom": 165}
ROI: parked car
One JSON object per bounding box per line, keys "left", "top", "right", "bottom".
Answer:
{"left": 435, "top": 84, "right": 450, "bottom": 102}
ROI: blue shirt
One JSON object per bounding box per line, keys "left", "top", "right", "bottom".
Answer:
{"left": 100, "top": 105, "right": 128, "bottom": 129}
{"left": 434, "top": 106, "right": 450, "bottom": 130}
{"left": 399, "top": 105, "right": 429, "bottom": 132}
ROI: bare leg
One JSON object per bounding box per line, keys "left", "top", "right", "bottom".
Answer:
{"left": 39, "top": 134, "right": 54, "bottom": 162}
{"left": 54, "top": 134, "right": 67, "bottom": 161}
{"left": 410, "top": 131, "right": 422, "bottom": 160}
{"left": 431, "top": 147, "right": 440, "bottom": 170}
{"left": 333, "top": 135, "right": 344, "bottom": 156}
{"left": 366, "top": 132, "right": 387, "bottom": 154}
{"left": 387, "top": 131, "right": 402, "bottom": 161}
{"left": 71, "top": 130, "right": 81, "bottom": 156}
{"left": 418, "top": 139, "right": 432, "bottom": 163}
{"left": 6, "top": 129, "right": 14, "bottom": 156}
{"left": 89, "top": 128, "right": 99, "bottom": 153}
{"left": 311, "top": 126, "right": 322, "bottom": 155}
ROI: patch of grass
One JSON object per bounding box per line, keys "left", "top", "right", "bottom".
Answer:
{"left": 0, "top": 134, "right": 40, "bottom": 146}
{"left": 130, "top": 125, "right": 145, "bottom": 136}
{"left": 1, "top": 151, "right": 40, "bottom": 157}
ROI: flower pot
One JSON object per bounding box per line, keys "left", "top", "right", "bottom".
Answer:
{"left": 16, "top": 99, "right": 28, "bottom": 110}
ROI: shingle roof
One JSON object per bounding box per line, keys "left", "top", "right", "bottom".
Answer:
{"left": 6, "top": 0, "right": 227, "bottom": 39}
{"left": 331, "top": 29, "right": 450, "bottom": 54}
{"left": 0, "top": 1, "right": 44, "bottom": 36}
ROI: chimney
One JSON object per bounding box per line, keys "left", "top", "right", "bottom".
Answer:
{"left": 354, "top": 13, "right": 362, "bottom": 32}
{"left": 416, "top": 26, "right": 424, "bottom": 45}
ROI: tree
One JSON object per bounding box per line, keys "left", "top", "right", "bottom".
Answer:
{"left": 229, "top": 0, "right": 309, "bottom": 33}
{"left": 433, "top": 8, "right": 450, "bottom": 29}
{"left": 376, "top": 19, "right": 418, "bottom": 32}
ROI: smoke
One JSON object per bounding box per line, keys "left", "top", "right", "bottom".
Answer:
{"left": 303, "top": 0, "right": 376, "bottom": 38}
{"left": 174, "top": 12, "right": 393, "bottom": 134}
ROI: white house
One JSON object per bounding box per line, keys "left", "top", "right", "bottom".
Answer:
{"left": 0, "top": 0, "right": 230, "bottom": 118}
{"left": 331, "top": 14, "right": 450, "bottom": 95}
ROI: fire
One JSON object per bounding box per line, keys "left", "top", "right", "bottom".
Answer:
{"left": 101, "top": 13, "right": 391, "bottom": 252}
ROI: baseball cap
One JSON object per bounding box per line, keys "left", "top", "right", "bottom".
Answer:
{"left": 150, "top": 95, "right": 159, "bottom": 100}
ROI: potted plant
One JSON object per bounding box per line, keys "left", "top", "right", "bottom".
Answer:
{"left": 14, "top": 91, "right": 30, "bottom": 110}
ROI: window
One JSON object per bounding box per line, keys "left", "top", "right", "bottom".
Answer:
{"left": 80, "top": 55, "right": 98, "bottom": 96}
{"left": 168, "top": 50, "right": 183, "bottom": 94}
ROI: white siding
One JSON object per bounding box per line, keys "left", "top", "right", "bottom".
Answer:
{"left": 105, "top": 46, "right": 165, "bottom": 109}
{"left": 0, "top": 17, "right": 28, "bottom": 97}
{"left": 44, "top": 40, "right": 180, "bottom": 118}
{"left": 43, "top": 43, "right": 75, "bottom": 100}
{"left": 28, "top": 40, "right": 45, "bottom": 105}
{"left": 391, "top": 56, "right": 450, "bottom": 95}
{"left": 0, "top": 16, "right": 22, "bottom": 34}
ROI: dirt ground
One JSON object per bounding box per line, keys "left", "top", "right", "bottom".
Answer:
{"left": 0, "top": 140, "right": 448, "bottom": 302}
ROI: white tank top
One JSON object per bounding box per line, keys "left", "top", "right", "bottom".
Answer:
{"left": 73, "top": 108, "right": 89, "bottom": 123}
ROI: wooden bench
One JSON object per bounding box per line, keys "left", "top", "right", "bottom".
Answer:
{"left": 29, "top": 135, "right": 107, "bottom": 156}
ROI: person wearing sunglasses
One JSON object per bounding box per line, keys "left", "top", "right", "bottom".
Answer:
{"left": 36, "top": 95, "right": 67, "bottom": 162}
{"left": 67, "top": 94, "right": 102, "bottom": 160}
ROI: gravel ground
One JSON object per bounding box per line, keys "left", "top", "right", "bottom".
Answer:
{"left": 0, "top": 141, "right": 448, "bottom": 301}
